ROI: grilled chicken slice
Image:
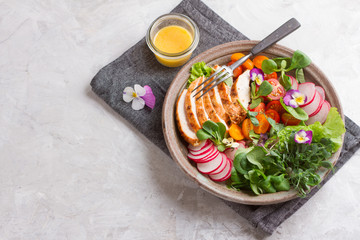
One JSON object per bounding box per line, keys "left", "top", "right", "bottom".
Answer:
{"left": 230, "top": 69, "right": 251, "bottom": 109}
{"left": 195, "top": 76, "right": 210, "bottom": 126}
{"left": 217, "top": 81, "right": 247, "bottom": 125}
{"left": 176, "top": 89, "right": 200, "bottom": 146}
{"left": 185, "top": 77, "right": 202, "bottom": 133}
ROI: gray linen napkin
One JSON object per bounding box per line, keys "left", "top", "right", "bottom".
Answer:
{"left": 90, "top": 0, "right": 360, "bottom": 235}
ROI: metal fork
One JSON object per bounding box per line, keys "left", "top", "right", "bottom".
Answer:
{"left": 192, "top": 18, "right": 301, "bottom": 100}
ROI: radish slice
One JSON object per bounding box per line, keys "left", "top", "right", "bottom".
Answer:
{"left": 224, "top": 141, "right": 246, "bottom": 161}
{"left": 298, "top": 82, "right": 316, "bottom": 107}
{"left": 188, "top": 143, "right": 213, "bottom": 156}
{"left": 188, "top": 146, "right": 218, "bottom": 162}
{"left": 188, "top": 140, "right": 209, "bottom": 152}
{"left": 306, "top": 100, "right": 331, "bottom": 125}
{"left": 197, "top": 153, "right": 223, "bottom": 174}
{"left": 198, "top": 148, "right": 220, "bottom": 163}
{"left": 315, "top": 86, "right": 326, "bottom": 100}
{"left": 301, "top": 90, "right": 323, "bottom": 116}
{"left": 290, "top": 76, "right": 299, "bottom": 90}
{"left": 209, "top": 158, "right": 232, "bottom": 182}
{"left": 210, "top": 153, "right": 228, "bottom": 175}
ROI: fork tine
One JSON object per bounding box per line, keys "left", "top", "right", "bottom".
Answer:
{"left": 193, "top": 70, "right": 229, "bottom": 97}
{"left": 195, "top": 72, "right": 230, "bottom": 100}
{"left": 191, "top": 67, "right": 223, "bottom": 93}
{"left": 196, "top": 74, "right": 230, "bottom": 101}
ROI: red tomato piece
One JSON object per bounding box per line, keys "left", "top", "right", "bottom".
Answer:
{"left": 265, "top": 100, "right": 286, "bottom": 115}
{"left": 265, "top": 109, "right": 280, "bottom": 123}
{"left": 266, "top": 78, "right": 286, "bottom": 101}
{"left": 264, "top": 72, "right": 277, "bottom": 80}
{"left": 248, "top": 102, "right": 265, "bottom": 113}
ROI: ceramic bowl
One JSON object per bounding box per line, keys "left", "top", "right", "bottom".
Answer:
{"left": 162, "top": 40, "right": 344, "bottom": 205}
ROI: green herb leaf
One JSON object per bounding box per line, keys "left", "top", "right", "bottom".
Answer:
{"left": 295, "top": 68, "right": 305, "bottom": 83}
{"left": 286, "top": 50, "right": 311, "bottom": 71}
{"left": 271, "top": 175, "right": 290, "bottom": 191}
{"left": 217, "top": 144, "right": 226, "bottom": 152}
{"left": 261, "top": 59, "right": 278, "bottom": 74}
{"left": 249, "top": 98, "right": 262, "bottom": 109}
{"left": 280, "top": 98, "right": 309, "bottom": 121}
{"left": 196, "top": 129, "right": 212, "bottom": 140}
{"left": 267, "top": 117, "right": 285, "bottom": 133}
{"left": 217, "top": 122, "right": 227, "bottom": 140}
{"left": 202, "top": 120, "right": 219, "bottom": 137}
{"left": 256, "top": 80, "right": 274, "bottom": 97}
{"left": 272, "top": 57, "right": 292, "bottom": 69}
{"left": 280, "top": 60, "right": 287, "bottom": 70}
{"left": 279, "top": 71, "right": 292, "bottom": 91}
{"left": 250, "top": 81, "right": 257, "bottom": 98}
{"left": 246, "top": 147, "right": 265, "bottom": 170}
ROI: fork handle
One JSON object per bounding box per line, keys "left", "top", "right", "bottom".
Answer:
{"left": 251, "top": 18, "right": 301, "bottom": 56}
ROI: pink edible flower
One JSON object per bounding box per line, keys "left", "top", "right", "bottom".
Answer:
{"left": 294, "top": 130, "right": 313, "bottom": 144}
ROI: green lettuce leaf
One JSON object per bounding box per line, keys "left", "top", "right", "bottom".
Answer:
{"left": 276, "top": 107, "right": 345, "bottom": 152}
{"left": 187, "top": 62, "right": 212, "bottom": 87}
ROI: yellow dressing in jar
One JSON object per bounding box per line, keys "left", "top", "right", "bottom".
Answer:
{"left": 154, "top": 25, "right": 193, "bottom": 54}
{"left": 146, "top": 14, "right": 199, "bottom": 68}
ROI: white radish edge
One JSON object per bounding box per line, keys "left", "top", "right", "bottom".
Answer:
{"left": 301, "top": 90, "right": 323, "bottom": 116}
{"left": 197, "top": 153, "right": 223, "bottom": 174}
{"left": 224, "top": 142, "right": 246, "bottom": 161}
{"left": 209, "top": 158, "right": 232, "bottom": 181}
{"left": 188, "top": 143, "right": 213, "bottom": 156}
{"left": 315, "top": 86, "right": 326, "bottom": 100}
{"left": 290, "top": 76, "right": 299, "bottom": 90}
{"left": 210, "top": 153, "right": 228, "bottom": 175}
{"left": 298, "top": 82, "right": 316, "bottom": 107}
{"left": 306, "top": 100, "right": 330, "bottom": 125}
{"left": 188, "top": 140, "right": 209, "bottom": 151}
{"left": 188, "top": 146, "right": 216, "bottom": 161}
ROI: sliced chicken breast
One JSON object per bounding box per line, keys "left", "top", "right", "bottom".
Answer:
{"left": 217, "top": 81, "right": 247, "bottom": 125}
{"left": 176, "top": 89, "right": 200, "bottom": 146}
{"left": 203, "top": 90, "right": 229, "bottom": 129}
{"left": 195, "top": 76, "right": 210, "bottom": 126}
{"left": 185, "top": 77, "right": 202, "bottom": 133}
{"left": 231, "top": 69, "right": 251, "bottom": 109}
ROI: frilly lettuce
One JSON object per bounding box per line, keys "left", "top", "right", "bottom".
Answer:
{"left": 187, "top": 62, "right": 212, "bottom": 87}
{"left": 276, "top": 107, "right": 345, "bottom": 152}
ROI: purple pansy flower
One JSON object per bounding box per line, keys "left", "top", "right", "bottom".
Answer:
{"left": 283, "top": 89, "right": 307, "bottom": 108}
{"left": 294, "top": 130, "right": 313, "bottom": 144}
{"left": 123, "top": 84, "right": 156, "bottom": 110}
{"left": 250, "top": 68, "right": 264, "bottom": 86}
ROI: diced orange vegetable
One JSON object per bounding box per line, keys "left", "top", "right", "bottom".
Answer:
{"left": 253, "top": 55, "right": 269, "bottom": 69}
{"left": 227, "top": 60, "right": 243, "bottom": 78}
{"left": 229, "top": 123, "right": 245, "bottom": 140}
{"left": 242, "top": 118, "right": 254, "bottom": 140}
{"left": 230, "top": 53, "right": 254, "bottom": 70}
{"left": 253, "top": 114, "right": 270, "bottom": 134}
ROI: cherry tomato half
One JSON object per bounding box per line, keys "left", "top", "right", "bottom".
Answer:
{"left": 248, "top": 102, "right": 265, "bottom": 113}
{"left": 266, "top": 78, "right": 286, "bottom": 101}
{"left": 264, "top": 72, "right": 277, "bottom": 80}
{"left": 265, "top": 100, "right": 286, "bottom": 115}
{"left": 265, "top": 109, "right": 280, "bottom": 123}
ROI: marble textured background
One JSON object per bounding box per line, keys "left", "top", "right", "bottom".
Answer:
{"left": 0, "top": 0, "right": 359, "bottom": 239}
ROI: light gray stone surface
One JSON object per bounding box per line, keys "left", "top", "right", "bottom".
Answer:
{"left": 1, "top": 0, "right": 359, "bottom": 239}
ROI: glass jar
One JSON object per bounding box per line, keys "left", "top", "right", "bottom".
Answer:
{"left": 146, "top": 13, "right": 200, "bottom": 67}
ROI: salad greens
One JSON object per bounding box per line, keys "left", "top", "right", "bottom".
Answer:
{"left": 196, "top": 120, "right": 227, "bottom": 151}
{"left": 280, "top": 98, "right": 309, "bottom": 121}
{"left": 249, "top": 81, "right": 273, "bottom": 109}
{"left": 262, "top": 50, "right": 311, "bottom": 90}
{"left": 229, "top": 107, "right": 345, "bottom": 197}
{"left": 187, "top": 61, "right": 212, "bottom": 87}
